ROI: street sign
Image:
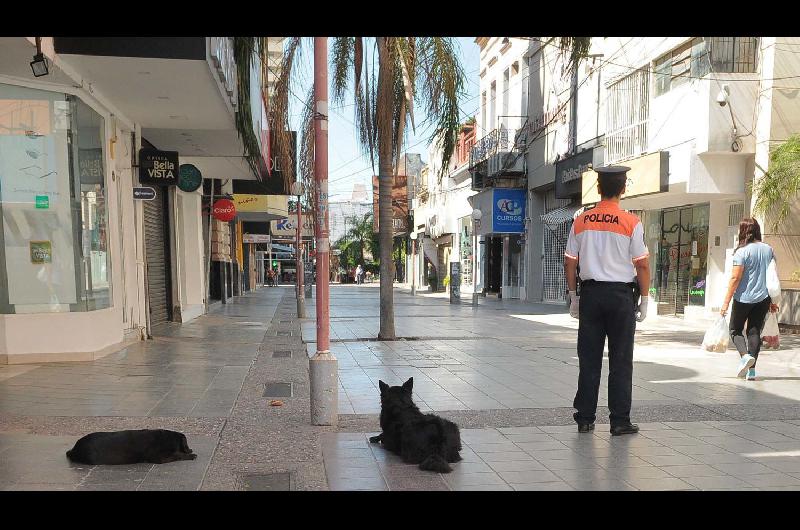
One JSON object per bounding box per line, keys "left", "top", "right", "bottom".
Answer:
{"left": 243, "top": 234, "right": 271, "bottom": 244}
{"left": 133, "top": 187, "right": 156, "bottom": 200}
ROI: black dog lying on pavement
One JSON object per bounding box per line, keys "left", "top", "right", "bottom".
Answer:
{"left": 369, "top": 377, "right": 462, "bottom": 473}
{"left": 66, "top": 429, "right": 197, "bottom": 465}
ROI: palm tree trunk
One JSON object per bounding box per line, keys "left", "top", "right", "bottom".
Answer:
{"left": 377, "top": 38, "right": 396, "bottom": 340}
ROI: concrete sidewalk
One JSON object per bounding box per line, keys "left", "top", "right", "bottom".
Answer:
{"left": 0, "top": 286, "right": 329, "bottom": 491}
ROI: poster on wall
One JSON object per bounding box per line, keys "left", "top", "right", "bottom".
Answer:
{"left": 492, "top": 188, "right": 526, "bottom": 233}
{"left": 30, "top": 241, "right": 52, "bottom": 264}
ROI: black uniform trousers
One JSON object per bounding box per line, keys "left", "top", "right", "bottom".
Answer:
{"left": 573, "top": 280, "right": 638, "bottom": 427}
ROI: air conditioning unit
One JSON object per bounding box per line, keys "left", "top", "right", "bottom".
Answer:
{"left": 487, "top": 151, "right": 525, "bottom": 178}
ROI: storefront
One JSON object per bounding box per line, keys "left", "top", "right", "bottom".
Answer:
{"left": 581, "top": 150, "right": 742, "bottom": 317}
{"left": 0, "top": 84, "right": 112, "bottom": 315}
{"left": 468, "top": 187, "right": 527, "bottom": 299}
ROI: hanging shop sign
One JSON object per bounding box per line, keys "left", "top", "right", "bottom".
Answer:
{"left": 178, "top": 163, "right": 203, "bottom": 192}
{"left": 581, "top": 151, "right": 668, "bottom": 205}
{"left": 555, "top": 148, "right": 594, "bottom": 200}
{"left": 271, "top": 213, "right": 315, "bottom": 238}
{"left": 132, "top": 187, "right": 156, "bottom": 201}
{"left": 243, "top": 234, "right": 271, "bottom": 244}
{"left": 212, "top": 199, "right": 237, "bottom": 222}
{"left": 492, "top": 188, "right": 526, "bottom": 234}
{"left": 138, "top": 149, "right": 179, "bottom": 186}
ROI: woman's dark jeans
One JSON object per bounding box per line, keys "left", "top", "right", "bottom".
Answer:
{"left": 729, "top": 296, "right": 771, "bottom": 367}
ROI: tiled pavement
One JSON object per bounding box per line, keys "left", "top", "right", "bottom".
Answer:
{"left": 3, "top": 284, "right": 800, "bottom": 491}
{"left": 323, "top": 421, "right": 800, "bottom": 491}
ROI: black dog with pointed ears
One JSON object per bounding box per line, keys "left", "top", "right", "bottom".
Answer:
{"left": 369, "top": 377, "right": 462, "bottom": 473}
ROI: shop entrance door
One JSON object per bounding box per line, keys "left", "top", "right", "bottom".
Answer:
{"left": 487, "top": 236, "right": 503, "bottom": 294}
{"left": 656, "top": 204, "right": 709, "bottom": 316}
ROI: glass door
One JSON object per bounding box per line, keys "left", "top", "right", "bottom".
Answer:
{"left": 656, "top": 204, "right": 709, "bottom": 315}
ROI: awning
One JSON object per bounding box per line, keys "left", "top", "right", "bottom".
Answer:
{"left": 540, "top": 203, "right": 583, "bottom": 226}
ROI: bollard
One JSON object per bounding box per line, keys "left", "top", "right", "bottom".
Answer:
{"left": 309, "top": 352, "right": 338, "bottom": 425}
{"left": 304, "top": 269, "right": 313, "bottom": 299}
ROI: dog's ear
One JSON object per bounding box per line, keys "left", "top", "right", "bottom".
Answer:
{"left": 402, "top": 377, "right": 413, "bottom": 393}
{"left": 378, "top": 380, "right": 389, "bottom": 394}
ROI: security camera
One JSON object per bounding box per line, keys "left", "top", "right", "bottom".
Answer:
{"left": 717, "top": 84, "right": 730, "bottom": 107}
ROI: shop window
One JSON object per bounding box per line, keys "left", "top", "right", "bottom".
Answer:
{"left": 0, "top": 83, "right": 111, "bottom": 314}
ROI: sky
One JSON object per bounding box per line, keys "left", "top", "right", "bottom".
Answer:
{"left": 287, "top": 37, "right": 481, "bottom": 202}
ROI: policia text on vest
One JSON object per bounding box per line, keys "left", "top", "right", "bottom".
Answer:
{"left": 563, "top": 166, "right": 650, "bottom": 437}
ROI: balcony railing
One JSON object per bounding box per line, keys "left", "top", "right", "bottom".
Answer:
{"left": 469, "top": 127, "right": 519, "bottom": 170}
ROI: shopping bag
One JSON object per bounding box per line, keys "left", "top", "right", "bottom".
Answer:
{"left": 761, "top": 311, "right": 781, "bottom": 350}
{"left": 702, "top": 316, "right": 730, "bottom": 353}
{"left": 767, "top": 259, "right": 782, "bottom": 301}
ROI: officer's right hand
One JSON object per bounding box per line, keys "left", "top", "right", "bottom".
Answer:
{"left": 568, "top": 291, "right": 579, "bottom": 319}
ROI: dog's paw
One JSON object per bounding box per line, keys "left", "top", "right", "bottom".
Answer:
{"left": 368, "top": 435, "right": 381, "bottom": 444}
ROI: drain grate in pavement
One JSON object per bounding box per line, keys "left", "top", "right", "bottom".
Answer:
{"left": 276, "top": 331, "right": 292, "bottom": 336}
{"left": 272, "top": 350, "right": 292, "bottom": 358}
{"left": 263, "top": 382, "right": 293, "bottom": 397}
{"left": 242, "top": 473, "right": 292, "bottom": 491}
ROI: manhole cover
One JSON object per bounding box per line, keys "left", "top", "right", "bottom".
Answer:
{"left": 273, "top": 350, "right": 292, "bottom": 358}
{"left": 263, "top": 382, "right": 293, "bottom": 397}
{"left": 242, "top": 473, "right": 292, "bottom": 491}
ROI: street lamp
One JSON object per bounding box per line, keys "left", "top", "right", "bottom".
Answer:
{"left": 30, "top": 37, "right": 49, "bottom": 78}
{"left": 471, "top": 208, "right": 482, "bottom": 306}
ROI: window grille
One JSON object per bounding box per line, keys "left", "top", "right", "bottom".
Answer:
{"left": 728, "top": 202, "right": 745, "bottom": 227}
{"left": 605, "top": 68, "right": 650, "bottom": 164}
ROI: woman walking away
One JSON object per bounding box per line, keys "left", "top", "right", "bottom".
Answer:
{"left": 720, "top": 218, "right": 779, "bottom": 381}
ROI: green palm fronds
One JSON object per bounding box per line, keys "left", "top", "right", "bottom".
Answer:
{"left": 752, "top": 134, "right": 800, "bottom": 231}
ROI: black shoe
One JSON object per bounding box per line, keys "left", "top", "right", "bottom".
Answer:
{"left": 574, "top": 412, "right": 594, "bottom": 433}
{"left": 610, "top": 423, "right": 640, "bottom": 436}
{"left": 577, "top": 423, "right": 595, "bottom": 433}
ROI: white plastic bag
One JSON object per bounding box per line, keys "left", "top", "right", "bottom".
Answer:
{"left": 761, "top": 312, "right": 780, "bottom": 350}
{"left": 767, "top": 259, "right": 782, "bottom": 301}
{"left": 702, "top": 316, "right": 730, "bottom": 353}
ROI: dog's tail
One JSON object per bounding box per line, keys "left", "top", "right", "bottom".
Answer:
{"left": 418, "top": 420, "right": 452, "bottom": 473}
{"left": 419, "top": 454, "right": 451, "bottom": 473}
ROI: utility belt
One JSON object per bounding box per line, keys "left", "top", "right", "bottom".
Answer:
{"left": 578, "top": 279, "right": 640, "bottom": 299}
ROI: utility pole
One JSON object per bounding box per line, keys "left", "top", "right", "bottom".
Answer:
{"left": 292, "top": 182, "right": 305, "bottom": 318}
{"left": 309, "top": 36, "right": 337, "bottom": 426}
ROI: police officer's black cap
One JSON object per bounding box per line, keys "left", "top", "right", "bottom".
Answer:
{"left": 594, "top": 165, "right": 630, "bottom": 178}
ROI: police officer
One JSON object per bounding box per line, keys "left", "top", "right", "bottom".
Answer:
{"left": 564, "top": 166, "right": 650, "bottom": 436}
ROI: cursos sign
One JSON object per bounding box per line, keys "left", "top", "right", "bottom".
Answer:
{"left": 139, "top": 149, "right": 179, "bottom": 186}
{"left": 492, "top": 188, "right": 526, "bottom": 233}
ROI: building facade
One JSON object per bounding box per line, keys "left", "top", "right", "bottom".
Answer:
{"left": 0, "top": 37, "right": 286, "bottom": 364}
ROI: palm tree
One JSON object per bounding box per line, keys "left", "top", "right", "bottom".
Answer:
{"left": 271, "top": 37, "right": 465, "bottom": 340}
{"left": 752, "top": 134, "right": 800, "bottom": 231}
{"left": 344, "top": 212, "right": 377, "bottom": 266}
{"left": 271, "top": 37, "right": 591, "bottom": 340}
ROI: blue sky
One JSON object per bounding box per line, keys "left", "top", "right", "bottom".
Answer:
{"left": 287, "top": 37, "right": 481, "bottom": 201}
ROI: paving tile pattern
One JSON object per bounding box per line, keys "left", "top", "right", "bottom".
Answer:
{"left": 324, "top": 420, "right": 800, "bottom": 491}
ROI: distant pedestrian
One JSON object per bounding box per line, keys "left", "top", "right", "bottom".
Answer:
{"left": 720, "top": 218, "right": 779, "bottom": 381}
{"left": 267, "top": 269, "right": 276, "bottom": 287}
{"left": 356, "top": 264, "right": 364, "bottom": 284}
{"left": 564, "top": 166, "right": 650, "bottom": 436}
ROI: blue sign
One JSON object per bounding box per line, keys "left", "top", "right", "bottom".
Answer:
{"left": 492, "top": 188, "right": 526, "bottom": 233}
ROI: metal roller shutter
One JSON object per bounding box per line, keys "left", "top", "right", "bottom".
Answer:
{"left": 144, "top": 186, "right": 171, "bottom": 324}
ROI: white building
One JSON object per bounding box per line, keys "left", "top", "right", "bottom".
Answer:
{"left": 411, "top": 123, "right": 476, "bottom": 293}
{"left": 468, "top": 37, "right": 530, "bottom": 300}
{"left": 539, "top": 37, "right": 800, "bottom": 321}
